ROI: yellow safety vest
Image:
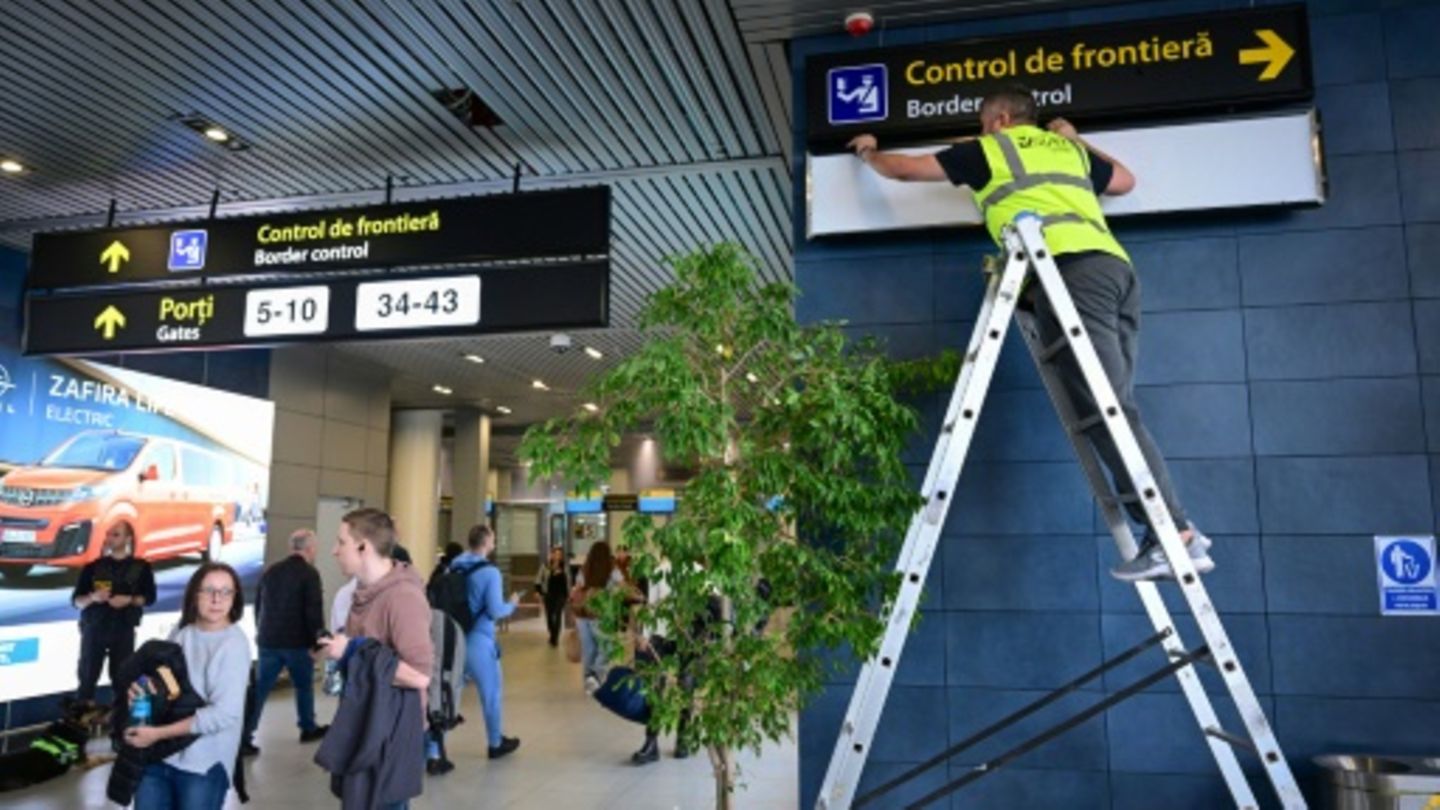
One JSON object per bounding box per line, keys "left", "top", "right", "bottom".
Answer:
{"left": 973, "top": 125, "right": 1129, "bottom": 263}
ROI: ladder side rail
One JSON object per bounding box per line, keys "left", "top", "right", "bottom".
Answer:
{"left": 1013, "top": 302, "right": 1261, "bottom": 810}
{"left": 816, "top": 250, "right": 1031, "bottom": 810}
{"left": 1014, "top": 217, "right": 1306, "bottom": 809}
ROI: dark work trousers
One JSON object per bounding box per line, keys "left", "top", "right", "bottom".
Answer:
{"left": 543, "top": 592, "right": 567, "bottom": 645}
{"left": 76, "top": 624, "right": 135, "bottom": 702}
{"left": 1031, "top": 252, "right": 1189, "bottom": 533}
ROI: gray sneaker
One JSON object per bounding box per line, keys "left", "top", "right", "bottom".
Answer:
{"left": 1110, "top": 529, "right": 1215, "bottom": 582}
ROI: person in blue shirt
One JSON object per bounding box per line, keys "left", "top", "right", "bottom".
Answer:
{"left": 450, "top": 523, "right": 520, "bottom": 760}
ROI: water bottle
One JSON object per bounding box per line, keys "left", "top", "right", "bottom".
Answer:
{"left": 130, "top": 677, "right": 152, "bottom": 727}
{"left": 323, "top": 660, "right": 344, "bottom": 697}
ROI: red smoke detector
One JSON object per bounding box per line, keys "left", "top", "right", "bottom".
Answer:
{"left": 844, "top": 11, "right": 874, "bottom": 37}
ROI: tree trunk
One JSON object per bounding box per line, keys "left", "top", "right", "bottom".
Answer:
{"left": 708, "top": 744, "right": 735, "bottom": 810}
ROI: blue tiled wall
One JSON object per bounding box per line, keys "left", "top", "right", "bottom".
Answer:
{"left": 793, "top": 1, "right": 1440, "bottom": 807}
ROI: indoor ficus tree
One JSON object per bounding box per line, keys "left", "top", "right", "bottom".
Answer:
{"left": 520, "top": 243, "right": 927, "bottom": 810}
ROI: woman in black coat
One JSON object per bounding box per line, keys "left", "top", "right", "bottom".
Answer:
{"left": 533, "top": 545, "right": 570, "bottom": 647}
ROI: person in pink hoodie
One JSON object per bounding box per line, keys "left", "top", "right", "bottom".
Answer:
{"left": 316, "top": 508, "right": 433, "bottom": 810}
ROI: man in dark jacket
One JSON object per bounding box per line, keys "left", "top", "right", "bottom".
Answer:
{"left": 72, "top": 523, "right": 155, "bottom": 704}
{"left": 242, "top": 528, "right": 327, "bottom": 756}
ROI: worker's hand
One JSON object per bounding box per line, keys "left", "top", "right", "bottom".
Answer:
{"left": 847, "top": 134, "right": 878, "bottom": 157}
{"left": 320, "top": 632, "right": 350, "bottom": 661}
{"left": 91, "top": 588, "right": 111, "bottom": 605}
{"left": 108, "top": 594, "right": 133, "bottom": 608}
{"left": 1048, "top": 118, "right": 1079, "bottom": 141}
{"left": 123, "top": 725, "right": 162, "bottom": 749}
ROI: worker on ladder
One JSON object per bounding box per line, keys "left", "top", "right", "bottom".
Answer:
{"left": 847, "top": 84, "right": 1213, "bottom": 582}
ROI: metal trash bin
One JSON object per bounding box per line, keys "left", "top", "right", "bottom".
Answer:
{"left": 1315, "top": 754, "right": 1440, "bottom": 809}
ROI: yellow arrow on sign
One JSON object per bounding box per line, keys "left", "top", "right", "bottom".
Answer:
{"left": 93, "top": 305, "right": 126, "bottom": 340}
{"left": 1239, "top": 29, "right": 1295, "bottom": 81}
{"left": 99, "top": 240, "right": 131, "bottom": 274}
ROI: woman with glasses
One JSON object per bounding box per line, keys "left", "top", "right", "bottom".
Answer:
{"left": 125, "top": 562, "right": 250, "bottom": 810}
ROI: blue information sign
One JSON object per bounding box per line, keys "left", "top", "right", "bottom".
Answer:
{"left": 168, "top": 229, "right": 208, "bottom": 271}
{"left": 1375, "top": 535, "right": 1440, "bottom": 616}
{"left": 827, "top": 64, "right": 888, "bottom": 125}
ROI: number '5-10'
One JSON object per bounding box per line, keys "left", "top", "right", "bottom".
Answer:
{"left": 255, "top": 298, "right": 320, "bottom": 324}
{"left": 377, "top": 289, "right": 459, "bottom": 317}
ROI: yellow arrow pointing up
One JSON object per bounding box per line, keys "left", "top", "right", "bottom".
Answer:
{"left": 93, "top": 305, "right": 126, "bottom": 340}
{"left": 1239, "top": 29, "right": 1295, "bottom": 81}
{"left": 99, "top": 240, "right": 131, "bottom": 274}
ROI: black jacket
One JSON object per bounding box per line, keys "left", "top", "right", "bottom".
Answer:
{"left": 255, "top": 554, "right": 324, "bottom": 649}
{"left": 73, "top": 556, "right": 155, "bottom": 632}
{"left": 314, "top": 641, "right": 424, "bottom": 809}
{"left": 105, "top": 640, "right": 204, "bottom": 805}
{"left": 106, "top": 639, "right": 250, "bottom": 805}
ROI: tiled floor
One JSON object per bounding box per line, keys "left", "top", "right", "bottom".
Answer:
{"left": 5, "top": 617, "right": 798, "bottom": 809}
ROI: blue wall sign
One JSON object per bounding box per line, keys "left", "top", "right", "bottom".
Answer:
{"left": 1374, "top": 535, "right": 1439, "bottom": 616}
{"left": 168, "top": 229, "right": 208, "bottom": 272}
{"left": 828, "top": 64, "right": 888, "bottom": 125}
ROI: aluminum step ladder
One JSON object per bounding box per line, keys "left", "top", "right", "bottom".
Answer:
{"left": 815, "top": 215, "right": 1305, "bottom": 810}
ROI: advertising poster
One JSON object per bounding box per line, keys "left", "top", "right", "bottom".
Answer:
{"left": 0, "top": 326, "right": 272, "bottom": 700}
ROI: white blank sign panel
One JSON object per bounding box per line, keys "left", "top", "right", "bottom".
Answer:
{"left": 807, "top": 109, "right": 1323, "bottom": 238}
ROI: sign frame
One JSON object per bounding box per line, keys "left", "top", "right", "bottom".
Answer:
{"left": 27, "top": 187, "right": 612, "bottom": 290}
{"left": 23, "top": 261, "right": 610, "bottom": 356}
{"left": 804, "top": 4, "right": 1313, "bottom": 152}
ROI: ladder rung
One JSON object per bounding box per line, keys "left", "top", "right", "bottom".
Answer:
{"left": 903, "top": 644, "right": 1213, "bottom": 810}
{"left": 853, "top": 630, "right": 1171, "bottom": 808}
{"left": 1068, "top": 413, "right": 1104, "bottom": 435}
{"left": 1205, "top": 726, "right": 1259, "bottom": 754}
{"left": 1039, "top": 335, "right": 1071, "bottom": 363}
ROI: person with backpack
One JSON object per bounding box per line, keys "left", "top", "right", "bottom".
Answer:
{"left": 429, "top": 523, "right": 520, "bottom": 762}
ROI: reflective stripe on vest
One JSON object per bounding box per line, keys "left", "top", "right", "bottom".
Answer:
{"left": 973, "top": 126, "right": 1129, "bottom": 263}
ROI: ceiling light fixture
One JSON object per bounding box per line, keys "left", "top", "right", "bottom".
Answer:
{"left": 532, "top": 379, "right": 549, "bottom": 391}
{"left": 582, "top": 402, "right": 599, "bottom": 413}
{"left": 584, "top": 346, "right": 604, "bottom": 360}
{"left": 433, "top": 384, "right": 453, "bottom": 395}
{"left": 496, "top": 405, "right": 513, "bottom": 415}
{"left": 463, "top": 353, "right": 485, "bottom": 364}
{"left": 0, "top": 159, "right": 24, "bottom": 174}
{"left": 172, "top": 112, "right": 251, "bottom": 152}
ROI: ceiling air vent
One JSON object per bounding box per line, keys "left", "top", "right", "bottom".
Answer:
{"left": 431, "top": 88, "right": 504, "bottom": 129}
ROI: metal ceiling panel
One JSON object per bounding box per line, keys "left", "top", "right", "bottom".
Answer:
{"left": 730, "top": 0, "right": 1130, "bottom": 42}
{"left": 0, "top": 0, "right": 804, "bottom": 421}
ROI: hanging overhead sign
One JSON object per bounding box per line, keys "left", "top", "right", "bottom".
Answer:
{"left": 23, "top": 262, "right": 609, "bottom": 355}
{"left": 27, "top": 187, "right": 611, "bottom": 289}
{"left": 805, "top": 4, "right": 1312, "bottom": 150}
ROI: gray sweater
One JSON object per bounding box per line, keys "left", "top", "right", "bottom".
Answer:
{"left": 164, "top": 624, "right": 250, "bottom": 781}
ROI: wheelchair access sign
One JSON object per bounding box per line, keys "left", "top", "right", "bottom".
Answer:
{"left": 1375, "top": 535, "right": 1439, "bottom": 616}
